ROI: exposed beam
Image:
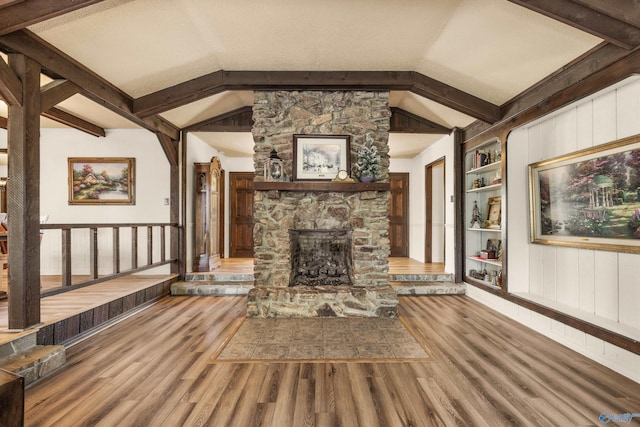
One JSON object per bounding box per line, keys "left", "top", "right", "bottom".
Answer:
{"left": 0, "top": 30, "right": 180, "bottom": 140}
{"left": 0, "top": 54, "right": 22, "bottom": 106}
{"left": 0, "top": 0, "right": 104, "bottom": 36}
{"left": 465, "top": 42, "right": 633, "bottom": 140}
{"left": 390, "top": 107, "right": 451, "bottom": 134}
{"left": 184, "top": 106, "right": 253, "bottom": 132}
{"left": 0, "top": 115, "right": 7, "bottom": 129}
{"left": 572, "top": 0, "right": 640, "bottom": 28}
{"left": 40, "top": 79, "right": 79, "bottom": 112}
{"left": 184, "top": 105, "right": 453, "bottom": 134}
{"left": 508, "top": 0, "right": 640, "bottom": 49}
{"left": 133, "top": 71, "right": 502, "bottom": 124}
{"left": 42, "top": 107, "right": 105, "bottom": 137}
{"left": 156, "top": 132, "right": 178, "bottom": 167}
{"left": 0, "top": 1, "right": 26, "bottom": 10}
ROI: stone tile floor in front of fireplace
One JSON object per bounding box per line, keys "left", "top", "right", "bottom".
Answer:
{"left": 216, "top": 317, "right": 432, "bottom": 361}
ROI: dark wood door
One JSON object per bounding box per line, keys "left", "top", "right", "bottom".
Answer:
{"left": 230, "top": 172, "right": 254, "bottom": 258}
{"left": 389, "top": 173, "right": 409, "bottom": 257}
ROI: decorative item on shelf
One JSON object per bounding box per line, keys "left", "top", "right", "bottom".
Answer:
{"left": 353, "top": 135, "right": 380, "bottom": 183}
{"left": 264, "top": 149, "right": 284, "bottom": 182}
{"left": 479, "top": 249, "right": 496, "bottom": 260}
{"left": 497, "top": 269, "right": 503, "bottom": 287}
{"left": 484, "top": 196, "right": 501, "bottom": 229}
{"left": 470, "top": 201, "right": 482, "bottom": 228}
{"left": 490, "top": 271, "right": 498, "bottom": 286}
{"left": 491, "top": 168, "right": 502, "bottom": 185}
{"left": 332, "top": 169, "right": 355, "bottom": 183}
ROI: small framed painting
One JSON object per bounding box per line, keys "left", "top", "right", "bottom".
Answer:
{"left": 68, "top": 157, "right": 135, "bottom": 205}
{"left": 292, "top": 134, "right": 351, "bottom": 181}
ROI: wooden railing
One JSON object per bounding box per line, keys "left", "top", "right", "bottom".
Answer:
{"left": 39, "top": 222, "right": 178, "bottom": 297}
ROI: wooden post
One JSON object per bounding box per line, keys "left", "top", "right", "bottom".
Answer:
{"left": 89, "top": 227, "right": 98, "bottom": 279}
{"left": 61, "top": 228, "right": 71, "bottom": 286}
{"left": 7, "top": 54, "right": 41, "bottom": 330}
{"left": 112, "top": 227, "right": 120, "bottom": 274}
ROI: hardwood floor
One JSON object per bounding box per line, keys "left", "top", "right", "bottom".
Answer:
{"left": 24, "top": 295, "right": 640, "bottom": 426}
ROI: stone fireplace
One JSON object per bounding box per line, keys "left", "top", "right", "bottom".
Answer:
{"left": 247, "top": 90, "right": 399, "bottom": 318}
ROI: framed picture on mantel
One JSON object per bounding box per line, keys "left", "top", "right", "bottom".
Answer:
{"left": 293, "top": 134, "right": 351, "bottom": 181}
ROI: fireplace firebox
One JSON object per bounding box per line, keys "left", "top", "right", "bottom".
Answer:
{"left": 289, "top": 229, "right": 353, "bottom": 287}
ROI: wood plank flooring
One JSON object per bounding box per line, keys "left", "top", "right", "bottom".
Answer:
{"left": 24, "top": 295, "right": 640, "bottom": 426}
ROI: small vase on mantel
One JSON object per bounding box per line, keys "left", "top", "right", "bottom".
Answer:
{"left": 359, "top": 175, "right": 375, "bottom": 183}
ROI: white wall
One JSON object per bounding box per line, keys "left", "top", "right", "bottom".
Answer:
{"left": 390, "top": 133, "right": 456, "bottom": 273}
{"left": 468, "top": 76, "right": 640, "bottom": 383}
{"left": 36, "top": 128, "right": 171, "bottom": 275}
{"left": 184, "top": 133, "right": 253, "bottom": 271}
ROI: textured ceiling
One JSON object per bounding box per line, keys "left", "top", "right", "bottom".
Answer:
{"left": 15, "top": 0, "right": 602, "bottom": 157}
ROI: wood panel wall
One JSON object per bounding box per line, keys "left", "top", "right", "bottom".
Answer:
{"left": 487, "top": 75, "right": 640, "bottom": 382}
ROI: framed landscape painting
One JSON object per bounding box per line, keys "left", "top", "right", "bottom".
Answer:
{"left": 292, "top": 134, "right": 351, "bottom": 181}
{"left": 68, "top": 158, "right": 135, "bottom": 205}
{"left": 529, "top": 134, "right": 640, "bottom": 253}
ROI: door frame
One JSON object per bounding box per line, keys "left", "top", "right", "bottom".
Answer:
{"left": 425, "top": 157, "right": 445, "bottom": 263}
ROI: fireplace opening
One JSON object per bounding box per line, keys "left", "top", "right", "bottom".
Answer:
{"left": 289, "top": 229, "right": 353, "bottom": 287}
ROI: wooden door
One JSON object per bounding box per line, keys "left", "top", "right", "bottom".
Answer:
{"left": 389, "top": 173, "right": 409, "bottom": 257}
{"left": 425, "top": 158, "right": 445, "bottom": 263}
{"left": 230, "top": 172, "right": 255, "bottom": 258}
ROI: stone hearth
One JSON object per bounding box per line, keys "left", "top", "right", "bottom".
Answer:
{"left": 247, "top": 285, "right": 398, "bottom": 318}
{"left": 248, "top": 90, "right": 399, "bottom": 318}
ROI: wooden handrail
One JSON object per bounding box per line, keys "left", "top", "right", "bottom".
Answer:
{"left": 38, "top": 222, "right": 179, "bottom": 297}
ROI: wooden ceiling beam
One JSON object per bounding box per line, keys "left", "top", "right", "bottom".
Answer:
{"left": 133, "top": 70, "right": 502, "bottom": 124}
{"left": 0, "top": 115, "right": 7, "bottom": 129}
{"left": 389, "top": 107, "right": 451, "bottom": 134}
{"left": 0, "top": 54, "right": 22, "bottom": 105}
{"left": 156, "top": 132, "right": 178, "bottom": 167}
{"left": 0, "top": 30, "right": 179, "bottom": 140}
{"left": 409, "top": 73, "right": 501, "bottom": 124}
{"left": 464, "top": 42, "right": 639, "bottom": 142}
{"left": 42, "top": 107, "right": 105, "bottom": 137}
{"left": 184, "top": 106, "right": 253, "bottom": 132}
{"left": 508, "top": 0, "right": 640, "bottom": 49}
{"left": 184, "top": 105, "right": 453, "bottom": 134}
{"left": 571, "top": 0, "right": 640, "bottom": 28}
{"left": 0, "top": 0, "right": 105, "bottom": 36}
{"left": 40, "top": 79, "right": 79, "bottom": 112}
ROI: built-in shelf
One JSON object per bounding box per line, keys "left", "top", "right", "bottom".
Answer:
{"left": 467, "top": 256, "right": 502, "bottom": 267}
{"left": 466, "top": 160, "right": 501, "bottom": 175}
{"left": 466, "top": 227, "right": 501, "bottom": 232}
{"left": 253, "top": 181, "right": 390, "bottom": 192}
{"left": 466, "top": 183, "right": 502, "bottom": 193}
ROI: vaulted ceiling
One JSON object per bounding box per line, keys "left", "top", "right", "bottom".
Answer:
{"left": 1, "top": 0, "right": 639, "bottom": 157}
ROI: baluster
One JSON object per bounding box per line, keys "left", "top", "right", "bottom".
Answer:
{"left": 90, "top": 227, "right": 98, "bottom": 279}
{"left": 113, "top": 227, "right": 120, "bottom": 274}
{"left": 131, "top": 226, "right": 138, "bottom": 269}
{"left": 61, "top": 228, "right": 72, "bottom": 286}
{"left": 147, "top": 226, "right": 153, "bottom": 265}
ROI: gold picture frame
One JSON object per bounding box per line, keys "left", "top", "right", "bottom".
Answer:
{"left": 484, "top": 196, "right": 501, "bottom": 229}
{"left": 68, "top": 157, "right": 135, "bottom": 205}
{"left": 529, "top": 133, "right": 640, "bottom": 253}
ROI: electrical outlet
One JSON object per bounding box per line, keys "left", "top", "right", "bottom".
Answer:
{"left": 164, "top": 198, "right": 170, "bottom": 205}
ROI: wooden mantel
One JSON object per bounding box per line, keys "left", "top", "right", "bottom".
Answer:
{"left": 253, "top": 181, "right": 390, "bottom": 192}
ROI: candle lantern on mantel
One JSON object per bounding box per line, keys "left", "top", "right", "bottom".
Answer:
{"left": 264, "top": 149, "right": 284, "bottom": 182}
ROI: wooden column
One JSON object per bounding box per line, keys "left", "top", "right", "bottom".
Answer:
{"left": 7, "top": 54, "right": 41, "bottom": 330}
{"left": 169, "top": 142, "right": 179, "bottom": 275}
